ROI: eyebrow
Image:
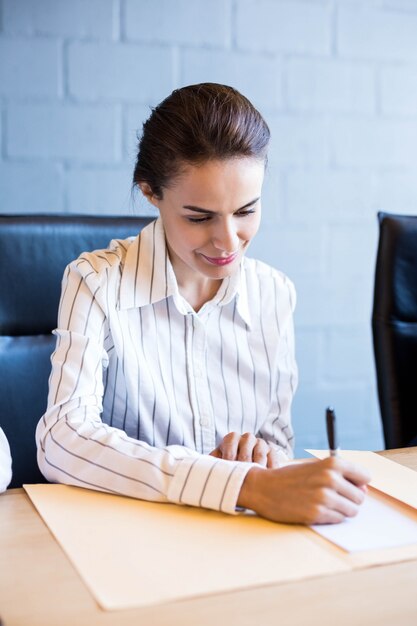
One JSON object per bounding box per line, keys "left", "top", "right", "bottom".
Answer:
{"left": 182, "top": 197, "right": 260, "bottom": 215}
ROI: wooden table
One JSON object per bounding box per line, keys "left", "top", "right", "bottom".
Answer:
{"left": 1, "top": 448, "right": 417, "bottom": 626}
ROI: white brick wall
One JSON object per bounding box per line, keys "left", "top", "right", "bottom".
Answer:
{"left": 337, "top": 4, "right": 417, "bottom": 61}
{"left": 181, "top": 49, "right": 283, "bottom": 110}
{"left": 4, "top": 0, "right": 417, "bottom": 455}
{"left": 7, "top": 103, "right": 119, "bottom": 160}
{"left": 0, "top": 38, "right": 60, "bottom": 97}
{"left": 287, "top": 59, "right": 375, "bottom": 113}
{"left": 125, "top": 0, "right": 232, "bottom": 47}
{"left": 2, "top": 0, "right": 115, "bottom": 38}
{"left": 236, "top": 0, "right": 332, "bottom": 54}
{"left": 381, "top": 66, "right": 417, "bottom": 114}
{"left": 68, "top": 42, "right": 174, "bottom": 101}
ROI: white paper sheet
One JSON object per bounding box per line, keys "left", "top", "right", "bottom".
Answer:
{"left": 311, "top": 488, "right": 417, "bottom": 552}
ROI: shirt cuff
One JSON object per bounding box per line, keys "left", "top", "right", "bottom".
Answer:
{"left": 167, "top": 454, "right": 254, "bottom": 515}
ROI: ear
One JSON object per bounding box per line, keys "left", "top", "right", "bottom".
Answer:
{"left": 138, "top": 182, "right": 160, "bottom": 208}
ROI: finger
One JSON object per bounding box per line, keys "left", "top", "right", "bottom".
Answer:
{"left": 209, "top": 447, "right": 222, "bottom": 458}
{"left": 319, "top": 463, "right": 367, "bottom": 506}
{"left": 327, "top": 490, "right": 362, "bottom": 519}
{"left": 337, "top": 458, "right": 371, "bottom": 488}
{"left": 237, "top": 432, "right": 258, "bottom": 462}
{"left": 336, "top": 475, "right": 367, "bottom": 505}
{"left": 311, "top": 504, "right": 347, "bottom": 525}
{"left": 219, "top": 432, "right": 241, "bottom": 461}
{"left": 252, "top": 440, "right": 269, "bottom": 467}
{"left": 307, "top": 489, "right": 361, "bottom": 524}
{"left": 266, "top": 447, "right": 281, "bottom": 469}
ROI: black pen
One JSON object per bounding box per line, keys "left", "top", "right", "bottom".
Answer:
{"left": 326, "top": 407, "right": 339, "bottom": 457}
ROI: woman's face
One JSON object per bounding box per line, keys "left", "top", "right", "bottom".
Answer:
{"left": 141, "top": 158, "right": 265, "bottom": 286}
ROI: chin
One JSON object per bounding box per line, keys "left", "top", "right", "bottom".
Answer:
{"left": 205, "top": 264, "right": 238, "bottom": 279}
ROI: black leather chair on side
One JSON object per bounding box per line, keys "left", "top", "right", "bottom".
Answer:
{"left": 372, "top": 212, "right": 417, "bottom": 449}
{"left": 0, "top": 214, "right": 152, "bottom": 488}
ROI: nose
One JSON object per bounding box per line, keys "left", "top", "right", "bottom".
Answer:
{"left": 211, "top": 217, "right": 240, "bottom": 253}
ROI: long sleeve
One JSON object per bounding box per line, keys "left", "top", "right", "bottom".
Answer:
{"left": 0, "top": 427, "right": 12, "bottom": 492}
{"left": 36, "top": 256, "right": 252, "bottom": 514}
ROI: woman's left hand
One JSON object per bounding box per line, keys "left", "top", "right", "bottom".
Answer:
{"left": 209, "top": 432, "right": 282, "bottom": 468}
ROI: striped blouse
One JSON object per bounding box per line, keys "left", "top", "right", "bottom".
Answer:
{"left": 36, "top": 218, "right": 297, "bottom": 514}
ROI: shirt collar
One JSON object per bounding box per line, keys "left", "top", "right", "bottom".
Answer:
{"left": 119, "top": 218, "right": 177, "bottom": 310}
{"left": 118, "top": 218, "right": 252, "bottom": 326}
{"left": 207, "top": 261, "right": 251, "bottom": 327}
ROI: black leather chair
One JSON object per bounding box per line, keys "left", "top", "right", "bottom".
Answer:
{"left": 0, "top": 214, "right": 152, "bottom": 488}
{"left": 372, "top": 212, "right": 417, "bottom": 449}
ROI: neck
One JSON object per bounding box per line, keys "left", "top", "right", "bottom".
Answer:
{"left": 166, "top": 242, "right": 224, "bottom": 311}
{"left": 178, "top": 278, "right": 222, "bottom": 312}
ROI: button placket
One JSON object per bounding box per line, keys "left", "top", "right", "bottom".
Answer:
{"left": 191, "top": 316, "right": 216, "bottom": 453}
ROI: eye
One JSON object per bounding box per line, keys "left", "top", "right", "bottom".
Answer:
{"left": 186, "top": 215, "right": 212, "bottom": 223}
{"left": 235, "top": 209, "right": 256, "bottom": 217}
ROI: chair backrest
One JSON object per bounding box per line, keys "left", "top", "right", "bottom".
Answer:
{"left": 0, "top": 214, "right": 152, "bottom": 487}
{"left": 372, "top": 212, "right": 417, "bottom": 449}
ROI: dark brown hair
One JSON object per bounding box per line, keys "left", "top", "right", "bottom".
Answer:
{"left": 133, "top": 83, "right": 270, "bottom": 199}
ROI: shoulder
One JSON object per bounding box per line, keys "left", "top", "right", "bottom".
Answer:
{"left": 61, "top": 237, "right": 138, "bottom": 302}
{"left": 62, "top": 237, "right": 137, "bottom": 295}
{"left": 243, "top": 256, "right": 296, "bottom": 311}
{"left": 66, "top": 218, "right": 158, "bottom": 283}
{"left": 73, "top": 237, "right": 135, "bottom": 278}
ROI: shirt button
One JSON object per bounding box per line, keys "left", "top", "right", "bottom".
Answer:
{"left": 200, "top": 417, "right": 210, "bottom": 428}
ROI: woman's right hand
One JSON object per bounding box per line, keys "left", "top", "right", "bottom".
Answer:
{"left": 237, "top": 457, "right": 371, "bottom": 525}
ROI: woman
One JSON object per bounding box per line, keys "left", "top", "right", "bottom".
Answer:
{"left": 36, "top": 83, "right": 369, "bottom": 524}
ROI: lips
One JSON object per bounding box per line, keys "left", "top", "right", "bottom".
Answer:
{"left": 201, "top": 251, "right": 239, "bottom": 266}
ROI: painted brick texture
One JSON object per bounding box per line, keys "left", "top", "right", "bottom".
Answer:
{"left": 3, "top": 0, "right": 417, "bottom": 455}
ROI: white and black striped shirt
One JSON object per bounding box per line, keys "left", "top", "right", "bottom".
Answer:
{"left": 36, "top": 218, "right": 297, "bottom": 514}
